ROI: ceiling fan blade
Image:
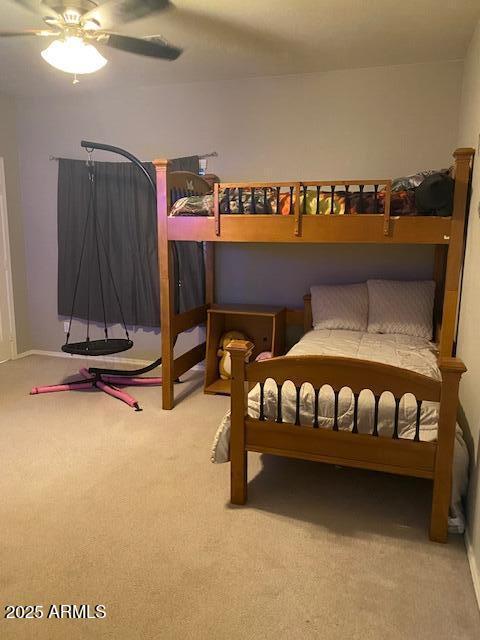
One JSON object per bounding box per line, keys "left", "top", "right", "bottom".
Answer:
{"left": 0, "top": 29, "right": 59, "bottom": 37}
{"left": 11, "top": 0, "right": 62, "bottom": 21}
{"left": 83, "top": 0, "right": 171, "bottom": 29}
{"left": 97, "top": 33, "right": 182, "bottom": 60}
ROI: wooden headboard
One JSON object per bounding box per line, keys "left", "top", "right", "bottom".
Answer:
{"left": 168, "top": 171, "right": 211, "bottom": 204}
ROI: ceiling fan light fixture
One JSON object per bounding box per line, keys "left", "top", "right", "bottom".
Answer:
{"left": 41, "top": 36, "right": 107, "bottom": 75}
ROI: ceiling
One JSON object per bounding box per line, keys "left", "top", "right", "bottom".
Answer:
{"left": 1, "top": 0, "right": 479, "bottom": 97}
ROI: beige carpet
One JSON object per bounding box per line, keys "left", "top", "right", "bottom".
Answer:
{"left": 0, "top": 355, "right": 479, "bottom": 640}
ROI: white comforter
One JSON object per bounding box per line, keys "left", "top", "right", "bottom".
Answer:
{"left": 211, "top": 330, "right": 468, "bottom": 533}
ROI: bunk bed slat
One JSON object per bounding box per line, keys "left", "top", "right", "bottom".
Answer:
{"left": 295, "top": 385, "right": 302, "bottom": 426}
{"left": 373, "top": 394, "right": 380, "bottom": 437}
{"left": 276, "top": 383, "right": 283, "bottom": 423}
{"left": 225, "top": 188, "right": 231, "bottom": 214}
{"left": 393, "top": 396, "right": 401, "bottom": 439}
{"left": 313, "top": 387, "right": 320, "bottom": 428}
{"left": 414, "top": 399, "right": 422, "bottom": 442}
{"left": 358, "top": 184, "right": 365, "bottom": 214}
{"left": 259, "top": 381, "right": 265, "bottom": 421}
{"left": 330, "top": 185, "right": 335, "bottom": 216}
{"left": 345, "top": 184, "right": 350, "bottom": 215}
{"left": 333, "top": 389, "right": 339, "bottom": 431}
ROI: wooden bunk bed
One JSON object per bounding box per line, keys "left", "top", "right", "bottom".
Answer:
{"left": 154, "top": 148, "right": 474, "bottom": 542}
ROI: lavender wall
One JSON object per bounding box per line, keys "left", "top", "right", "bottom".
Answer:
{"left": 14, "top": 60, "right": 461, "bottom": 359}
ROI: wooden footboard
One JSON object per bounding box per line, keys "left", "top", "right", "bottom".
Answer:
{"left": 226, "top": 340, "right": 466, "bottom": 543}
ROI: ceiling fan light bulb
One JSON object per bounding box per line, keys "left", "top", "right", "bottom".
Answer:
{"left": 41, "top": 37, "right": 107, "bottom": 75}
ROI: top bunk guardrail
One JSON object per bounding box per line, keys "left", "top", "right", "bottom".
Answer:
{"left": 213, "top": 180, "right": 392, "bottom": 237}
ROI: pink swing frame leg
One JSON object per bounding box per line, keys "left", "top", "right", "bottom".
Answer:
{"left": 30, "top": 381, "right": 94, "bottom": 395}
{"left": 31, "top": 367, "right": 163, "bottom": 410}
{"left": 96, "top": 380, "right": 141, "bottom": 410}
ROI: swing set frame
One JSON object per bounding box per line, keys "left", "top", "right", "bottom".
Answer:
{"left": 31, "top": 141, "right": 168, "bottom": 410}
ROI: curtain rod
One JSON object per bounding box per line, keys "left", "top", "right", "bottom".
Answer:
{"left": 49, "top": 151, "right": 218, "bottom": 161}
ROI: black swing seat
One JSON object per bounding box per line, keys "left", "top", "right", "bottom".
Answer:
{"left": 62, "top": 338, "right": 134, "bottom": 357}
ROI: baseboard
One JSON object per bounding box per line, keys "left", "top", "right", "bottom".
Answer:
{"left": 15, "top": 349, "right": 153, "bottom": 367}
{"left": 465, "top": 530, "right": 480, "bottom": 611}
{"left": 14, "top": 349, "right": 205, "bottom": 371}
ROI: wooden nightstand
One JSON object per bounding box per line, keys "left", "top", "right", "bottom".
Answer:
{"left": 204, "top": 304, "right": 286, "bottom": 395}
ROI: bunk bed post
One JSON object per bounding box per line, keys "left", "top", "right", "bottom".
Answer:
{"left": 430, "top": 358, "right": 466, "bottom": 542}
{"left": 154, "top": 158, "right": 175, "bottom": 410}
{"left": 438, "top": 147, "right": 474, "bottom": 357}
{"left": 433, "top": 245, "right": 447, "bottom": 343}
{"left": 227, "top": 340, "right": 254, "bottom": 504}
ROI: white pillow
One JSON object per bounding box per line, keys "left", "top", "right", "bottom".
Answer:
{"left": 367, "top": 279, "right": 435, "bottom": 340}
{"left": 310, "top": 283, "right": 368, "bottom": 331}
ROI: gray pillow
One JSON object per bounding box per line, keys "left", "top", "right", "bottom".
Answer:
{"left": 367, "top": 279, "right": 435, "bottom": 340}
{"left": 310, "top": 283, "right": 368, "bottom": 332}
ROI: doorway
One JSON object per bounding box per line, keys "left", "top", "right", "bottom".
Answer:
{"left": 0, "top": 158, "right": 16, "bottom": 362}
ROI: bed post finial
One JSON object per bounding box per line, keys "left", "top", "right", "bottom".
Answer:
{"left": 453, "top": 147, "right": 475, "bottom": 160}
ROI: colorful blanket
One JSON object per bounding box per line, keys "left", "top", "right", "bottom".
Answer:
{"left": 169, "top": 188, "right": 418, "bottom": 217}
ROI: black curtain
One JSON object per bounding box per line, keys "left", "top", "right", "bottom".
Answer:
{"left": 169, "top": 155, "right": 199, "bottom": 173}
{"left": 169, "top": 156, "right": 205, "bottom": 315}
{"left": 57, "top": 155, "right": 205, "bottom": 330}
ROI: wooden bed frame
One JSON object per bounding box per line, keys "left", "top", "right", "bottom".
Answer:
{"left": 154, "top": 149, "right": 474, "bottom": 542}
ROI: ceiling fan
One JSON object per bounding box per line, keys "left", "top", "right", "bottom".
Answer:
{"left": 0, "top": 0, "right": 182, "bottom": 82}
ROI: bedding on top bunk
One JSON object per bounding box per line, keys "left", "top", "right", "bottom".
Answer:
{"left": 210, "top": 329, "right": 468, "bottom": 533}
{"left": 169, "top": 169, "right": 454, "bottom": 217}
{"left": 170, "top": 189, "right": 417, "bottom": 216}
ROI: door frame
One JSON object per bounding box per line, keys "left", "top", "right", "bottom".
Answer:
{"left": 0, "top": 157, "right": 17, "bottom": 361}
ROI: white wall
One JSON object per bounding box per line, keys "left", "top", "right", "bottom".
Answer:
{"left": 14, "top": 60, "right": 462, "bottom": 359}
{"left": 0, "top": 94, "right": 29, "bottom": 353}
{"left": 456, "top": 20, "right": 480, "bottom": 601}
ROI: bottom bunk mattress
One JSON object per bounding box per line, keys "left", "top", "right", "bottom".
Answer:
{"left": 211, "top": 329, "right": 468, "bottom": 533}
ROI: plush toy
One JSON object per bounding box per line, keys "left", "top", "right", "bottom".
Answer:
{"left": 255, "top": 351, "right": 273, "bottom": 362}
{"left": 217, "top": 331, "right": 249, "bottom": 380}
